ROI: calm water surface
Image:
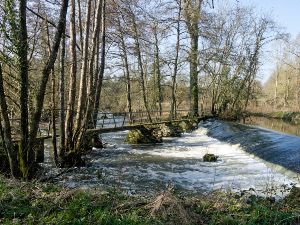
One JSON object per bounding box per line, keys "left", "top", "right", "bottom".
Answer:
{"left": 242, "top": 116, "right": 300, "bottom": 137}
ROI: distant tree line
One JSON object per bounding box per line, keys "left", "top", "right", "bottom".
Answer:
{"left": 263, "top": 37, "right": 300, "bottom": 112}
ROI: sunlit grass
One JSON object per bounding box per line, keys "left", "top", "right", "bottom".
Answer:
{"left": 0, "top": 176, "right": 299, "bottom": 225}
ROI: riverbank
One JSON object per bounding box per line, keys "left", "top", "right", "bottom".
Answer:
{"left": 0, "top": 176, "right": 299, "bottom": 225}
{"left": 247, "top": 111, "right": 300, "bottom": 124}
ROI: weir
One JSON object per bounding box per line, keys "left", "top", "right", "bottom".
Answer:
{"left": 46, "top": 118, "right": 299, "bottom": 196}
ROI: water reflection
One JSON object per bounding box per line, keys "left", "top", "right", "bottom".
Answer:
{"left": 242, "top": 116, "right": 300, "bottom": 137}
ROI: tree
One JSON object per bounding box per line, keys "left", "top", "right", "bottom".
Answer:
{"left": 182, "top": 0, "right": 203, "bottom": 117}
{"left": 170, "top": 0, "right": 182, "bottom": 119}
{"left": 0, "top": 0, "right": 69, "bottom": 179}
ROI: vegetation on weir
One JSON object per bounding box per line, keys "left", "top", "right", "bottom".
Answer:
{"left": 0, "top": 176, "right": 299, "bottom": 225}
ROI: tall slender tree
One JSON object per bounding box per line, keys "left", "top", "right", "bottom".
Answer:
{"left": 183, "top": 0, "right": 203, "bottom": 117}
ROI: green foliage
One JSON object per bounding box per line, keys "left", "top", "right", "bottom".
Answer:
{"left": 0, "top": 176, "right": 299, "bottom": 225}
{"left": 0, "top": 178, "right": 156, "bottom": 225}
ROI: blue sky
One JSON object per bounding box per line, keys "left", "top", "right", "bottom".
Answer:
{"left": 243, "top": 0, "right": 299, "bottom": 39}
{"left": 215, "top": 0, "right": 300, "bottom": 82}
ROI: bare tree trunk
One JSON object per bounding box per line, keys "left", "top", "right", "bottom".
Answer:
{"left": 65, "top": 0, "right": 77, "bottom": 151}
{"left": 45, "top": 15, "right": 58, "bottom": 165}
{"left": 92, "top": 35, "right": 101, "bottom": 125}
{"left": 0, "top": 64, "right": 20, "bottom": 178}
{"left": 93, "top": 0, "right": 106, "bottom": 127}
{"left": 132, "top": 16, "right": 152, "bottom": 122}
{"left": 117, "top": 16, "right": 132, "bottom": 122}
{"left": 85, "top": 0, "right": 102, "bottom": 123}
{"left": 171, "top": 0, "right": 181, "bottom": 119}
{"left": 18, "top": 0, "right": 30, "bottom": 179}
{"left": 274, "top": 69, "right": 279, "bottom": 109}
{"left": 77, "top": 0, "right": 84, "bottom": 52}
{"left": 183, "top": 0, "right": 202, "bottom": 117}
{"left": 74, "top": 0, "right": 92, "bottom": 138}
{"left": 122, "top": 43, "right": 132, "bottom": 122}
{"left": 45, "top": 13, "right": 58, "bottom": 165}
{"left": 211, "top": 89, "right": 216, "bottom": 115}
{"left": 51, "top": 70, "right": 58, "bottom": 164}
{"left": 79, "top": 0, "right": 103, "bottom": 149}
{"left": 190, "top": 34, "right": 199, "bottom": 117}
{"left": 153, "top": 26, "right": 163, "bottom": 116}
{"left": 28, "top": 0, "right": 69, "bottom": 172}
{"left": 59, "top": 33, "right": 66, "bottom": 157}
{"left": 244, "top": 75, "right": 255, "bottom": 110}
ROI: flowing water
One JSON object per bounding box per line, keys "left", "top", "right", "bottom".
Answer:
{"left": 43, "top": 118, "right": 300, "bottom": 197}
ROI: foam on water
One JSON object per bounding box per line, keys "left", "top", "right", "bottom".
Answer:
{"left": 46, "top": 121, "right": 299, "bottom": 196}
{"left": 127, "top": 126, "right": 297, "bottom": 194}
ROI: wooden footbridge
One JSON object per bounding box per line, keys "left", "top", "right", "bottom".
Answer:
{"left": 34, "top": 109, "right": 204, "bottom": 137}
{"left": 7, "top": 109, "right": 212, "bottom": 140}
{"left": 2, "top": 110, "right": 210, "bottom": 164}
{"left": 87, "top": 110, "right": 201, "bottom": 134}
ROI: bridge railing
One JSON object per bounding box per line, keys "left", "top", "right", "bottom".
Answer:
{"left": 6, "top": 109, "right": 195, "bottom": 138}
{"left": 95, "top": 110, "right": 191, "bottom": 129}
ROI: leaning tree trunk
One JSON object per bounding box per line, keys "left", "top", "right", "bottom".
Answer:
{"left": 28, "top": 0, "right": 69, "bottom": 177}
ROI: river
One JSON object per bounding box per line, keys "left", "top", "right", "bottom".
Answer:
{"left": 43, "top": 117, "right": 300, "bottom": 197}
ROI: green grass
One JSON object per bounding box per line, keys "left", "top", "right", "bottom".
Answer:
{"left": 0, "top": 176, "right": 299, "bottom": 225}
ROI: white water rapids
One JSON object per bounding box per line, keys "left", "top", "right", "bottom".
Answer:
{"left": 45, "top": 120, "right": 300, "bottom": 197}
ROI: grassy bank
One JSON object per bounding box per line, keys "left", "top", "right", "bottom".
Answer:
{"left": 0, "top": 177, "right": 299, "bottom": 224}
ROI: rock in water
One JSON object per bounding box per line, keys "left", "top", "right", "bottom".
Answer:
{"left": 158, "top": 123, "right": 182, "bottom": 137}
{"left": 203, "top": 153, "right": 219, "bottom": 162}
{"left": 174, "top": 120, "right": 198, "bottom": 132}
{"left": 125, "top": 126, "right": 162, "bottom": 144}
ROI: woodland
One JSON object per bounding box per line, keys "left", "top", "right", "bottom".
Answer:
{"left": 1, "top": 1, "right": 300, "bottom": 225}
{"left": 0, "top": 0, "right": 295, "bottom": 180}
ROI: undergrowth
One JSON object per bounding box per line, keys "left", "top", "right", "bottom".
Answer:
{"left": 0, "top": 177, "right": 299, "bottom": 225}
